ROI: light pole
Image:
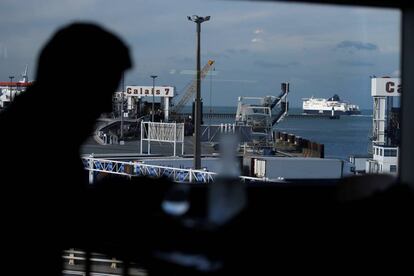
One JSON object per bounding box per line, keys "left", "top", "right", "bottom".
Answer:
{"left": 188, "top": 15, "right": 210, "bottom": 169}
{"left": 150, "top": 75, "right": 157, "bottom": 122}
{"left": 120, "top": 73, "right": 124, "bottom": 142}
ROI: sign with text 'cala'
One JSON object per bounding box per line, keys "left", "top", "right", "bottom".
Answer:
{"left": 126, "top": 86, "right": 174, "bottom": 98}
{"left": 371, "top": 78, "right": 401, "bottom": 97}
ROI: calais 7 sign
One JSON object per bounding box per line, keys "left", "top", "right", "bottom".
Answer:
{"left": 126, "top": 86, "right": 174, "bottom": 97}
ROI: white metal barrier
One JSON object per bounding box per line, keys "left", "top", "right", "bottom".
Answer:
{"left": 63, "top": 254, "right": 122, "bottom": 268}
{"left": 62, "top": 249, "right": 147, "bottom": 276}
{"left": 82, "top": 157, "right": 271, "bottom": 184}
{"left": 140, "top": 121, "right": 184, "bottom": 156}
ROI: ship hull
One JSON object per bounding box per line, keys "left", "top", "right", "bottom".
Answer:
{"left": 303, "top": 109, "right": 361, "bottom": 115}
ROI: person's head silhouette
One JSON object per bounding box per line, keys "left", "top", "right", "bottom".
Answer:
{"left": 0, "top": 22, "right": 132, "bottom": 173}
{"left": 33, "top": 22, "right": 132, "bottom": 143}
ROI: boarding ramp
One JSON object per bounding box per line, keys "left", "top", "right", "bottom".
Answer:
{"left": 272, "top": 101, "right": 289, "bottom": 125}
{"left": 271, "top": 82, "right": 289, "bottom": 125}
{"left": 96, "top": 116, "right": 145, "bottom": 145}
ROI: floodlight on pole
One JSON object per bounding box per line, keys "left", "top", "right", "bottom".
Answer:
{"left": 188, "top": 15, "right": 210, "bottom": 169}
{"left": 150, "top": 75, "right": 157, "bottom": 122}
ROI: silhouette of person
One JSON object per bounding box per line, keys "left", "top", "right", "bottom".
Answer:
{"left": 0, "top": 23, "right": 131, "bottom": 275}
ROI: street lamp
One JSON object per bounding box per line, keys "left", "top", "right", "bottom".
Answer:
{"left": 188, "top": 15, "right": 210, "bottom": 169}
{"left": 150, "top": 75, "right": 157, "bottom": 122}
{"left": 120, "top": 73, "right": 124, "bottom": 142}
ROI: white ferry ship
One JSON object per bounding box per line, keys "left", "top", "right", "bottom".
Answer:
{"left": 302, "top": 94, "right": 360, "bottom": 115}
{"left": 0, "top": 66, "right": 32, "bottom": 109}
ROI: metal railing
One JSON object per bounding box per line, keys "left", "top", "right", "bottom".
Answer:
{"left": 62, "top": 249, "right": 147, "bottom": 276}
{"left": 82, "top": 156, "right": 272, "bottom": 184}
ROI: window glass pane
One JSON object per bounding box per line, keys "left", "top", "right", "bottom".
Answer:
{"left": 1, "top": 2, "right": 403, "bottom": 275}
{"left": 1, "top": 0, "right": 400, "bottom": 181}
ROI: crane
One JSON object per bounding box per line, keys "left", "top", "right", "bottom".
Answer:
{"left": 171, "top": 60, "right": 215, "bottom": 114}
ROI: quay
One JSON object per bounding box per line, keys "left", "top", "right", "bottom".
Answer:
{"left": 174, "top": 112, "right": 340, "bottom": 120}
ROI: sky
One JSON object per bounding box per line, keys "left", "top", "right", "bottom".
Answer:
{"left": 0, "top": 0, "right": 400, "bottom": 108}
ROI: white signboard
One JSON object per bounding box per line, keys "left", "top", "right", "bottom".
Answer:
{"left": 371, "top": 78, "right": 401, "bottom": 97}
{"left": 126, "top": 86, "right": 174, "bottom": 98}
